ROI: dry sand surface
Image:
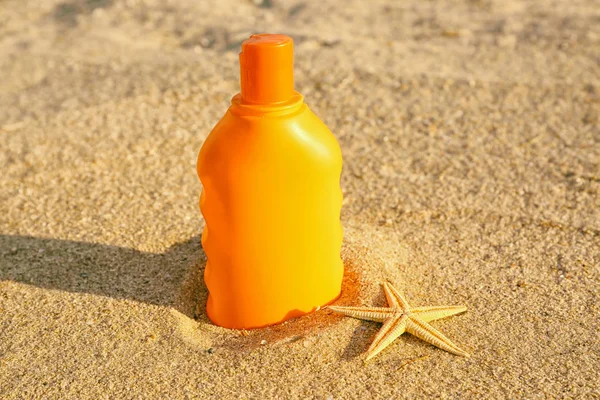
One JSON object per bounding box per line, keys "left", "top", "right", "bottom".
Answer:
{"left": 1, "top": 0, "right": 599, "bottom": 398}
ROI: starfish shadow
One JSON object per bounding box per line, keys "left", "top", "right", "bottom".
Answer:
{"left": 338, "top": 288, "right": 388, "bottom": 361}
{"left": 339, "top": 321, "right": 375, "bottom": 360}
{"left": 0, "top": 234, "right": 208, "bottom": 319}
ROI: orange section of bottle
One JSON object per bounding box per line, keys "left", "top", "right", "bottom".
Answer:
{"left": 197, "top": 34, "right": 343, "bottom": 329}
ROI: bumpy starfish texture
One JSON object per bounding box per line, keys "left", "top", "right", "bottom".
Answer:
{"left": 328, "top": 282, "right": 469, "bottom": 361}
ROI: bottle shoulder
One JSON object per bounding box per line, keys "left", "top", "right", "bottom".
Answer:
{"left": 198, "top": 103, "right": 342, "bottom": 173}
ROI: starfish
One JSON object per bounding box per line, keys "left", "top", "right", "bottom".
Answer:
{"left": 328, "top": 282, "right": 469, "bottom": 361}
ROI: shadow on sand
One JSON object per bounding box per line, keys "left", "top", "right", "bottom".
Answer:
{"left": 0, "top": 234, "right": 207, "bottom": 319}
{"left": 1, "top": 234, "right": 368, "bottom": 356}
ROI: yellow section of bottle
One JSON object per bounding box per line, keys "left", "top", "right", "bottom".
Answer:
{"left": 197, "top": 94, "right": 343, "bottom": 329}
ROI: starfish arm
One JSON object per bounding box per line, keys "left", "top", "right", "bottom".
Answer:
{"left": 365, "top": 314, "right": 408, "bottom": 361}
{"left": 406, "top": 316, "right": 470, "bottom": 357}
{"left": 327, "top": 306, "right": 393, "bottom": 322}
{"left": 411, "top": 305, "right": 467, "bottom": 322}
{"left": 383, "top": 282, "right": 411, "bottom": 311}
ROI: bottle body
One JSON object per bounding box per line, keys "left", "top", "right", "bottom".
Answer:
{"left": 197, "top": 94, "right": 343, "bottom": 329}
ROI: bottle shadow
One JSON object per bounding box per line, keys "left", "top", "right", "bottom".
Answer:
{"left": 1, "top": 234, "right": 371, "bottom": 358}
{"left": 0, "top": 234, "right": 207, "bottom": 320}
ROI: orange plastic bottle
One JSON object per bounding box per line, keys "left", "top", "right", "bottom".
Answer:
{"left": 197, "top": 34, "right": 343, "bottom": 329}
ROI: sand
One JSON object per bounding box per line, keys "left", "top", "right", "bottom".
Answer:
{"left": 1, "top": 0, "right": 599, "bottom": 398}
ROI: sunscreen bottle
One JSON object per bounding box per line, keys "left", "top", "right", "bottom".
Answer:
{"left": 197, "top": 34, "right": 343, "bottom": 329}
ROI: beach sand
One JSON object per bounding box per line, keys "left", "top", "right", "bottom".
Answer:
{"left": 1, "top": 0, "right": 599, "bottom": 398}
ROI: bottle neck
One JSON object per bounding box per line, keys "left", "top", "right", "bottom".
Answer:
{"left": 229, "top": 92, "right": 305, "bottom": 117}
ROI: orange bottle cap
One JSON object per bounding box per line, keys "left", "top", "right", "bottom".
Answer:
{"left": 239, "top": 34, "right": 294, "bottom": 105}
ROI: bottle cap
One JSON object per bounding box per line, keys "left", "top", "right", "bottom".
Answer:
{"left": 239, "top": 34, "right": 294, "bottom": 104}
